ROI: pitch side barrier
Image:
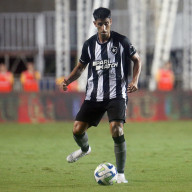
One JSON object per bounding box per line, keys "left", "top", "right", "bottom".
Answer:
{"left": 0, "top": 91, "right": 191, "bottom": 123}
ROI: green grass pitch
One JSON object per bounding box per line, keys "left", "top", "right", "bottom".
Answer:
{"left": 0, "top": 121, "right": 192, "bottom": 192}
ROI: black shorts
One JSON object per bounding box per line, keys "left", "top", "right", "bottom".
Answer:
{"left": 75, "top": 98, "right": 127, "bottom": 127}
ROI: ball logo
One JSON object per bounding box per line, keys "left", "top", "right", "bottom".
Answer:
{"left": 110, "top": 46, "right": 118, "bottom": 55}
{"left": 94, "top": 162, "right": 117, "bottom": 185}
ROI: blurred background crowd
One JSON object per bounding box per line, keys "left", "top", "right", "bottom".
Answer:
{"left": 0, "top": 0, "right": 191, "bottom": 93}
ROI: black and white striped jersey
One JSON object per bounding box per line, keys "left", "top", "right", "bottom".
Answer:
{"left": 79, "top": 31, "right": 136, "bottom": 102}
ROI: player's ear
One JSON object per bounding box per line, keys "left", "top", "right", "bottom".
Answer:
{"left": 93, "top": 21, "right": 96, "bottom": 27}
{"left": 110, "top": 18, "right": 112, "bottom": 25}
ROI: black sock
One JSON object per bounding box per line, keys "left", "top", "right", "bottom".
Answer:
{"left": 113, "top": 135, "right": 126, "bottom": 173}
{"left": 73, "top": 132, "right": 89, "bottom": 152}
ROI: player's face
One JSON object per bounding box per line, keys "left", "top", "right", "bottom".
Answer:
{"left": 94, "top": 18, "right": 112, "bottom": 40}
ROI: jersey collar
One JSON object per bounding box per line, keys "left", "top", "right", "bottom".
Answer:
{"left": 96, "top": 31, "right": 113, "bottom": 45}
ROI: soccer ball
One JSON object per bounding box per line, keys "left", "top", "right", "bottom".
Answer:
{"left": 94, "top": 162, "right": 117, "bottom": 185}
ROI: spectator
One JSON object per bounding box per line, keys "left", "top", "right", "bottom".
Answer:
{"left": 20, "top": 62, "right": 41, "bottom": 92}
{"left": 156, "top": 61, "right": 175, "bottom": 91}
{"left": 0, "top": 62, "right": 14, "bottom": 93}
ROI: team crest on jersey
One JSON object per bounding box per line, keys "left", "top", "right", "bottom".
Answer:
{"left": 110, "top": 46, "right": 118, "bottom": 55}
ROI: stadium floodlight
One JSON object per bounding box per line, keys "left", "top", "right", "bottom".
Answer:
{"left": 36, "top": 14, "right": 45, "bottom": 76}
{"left": 183, "top": 0, "right": 192, "bottom": 90}
{"left": 55, "top": 0, "right": 70, "bottom": 78}
{"left": 77, "top": 0, "right": 92, "bottom": 61}
{"left": 149, "top": 0, "right": 179, "bottom": 91}
{"left": 128, "top": 0, "right": 147, "bottom": 85}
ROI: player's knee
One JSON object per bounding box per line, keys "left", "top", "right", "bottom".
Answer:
{"left": 110, "top": 122, "right": 124, "bottom": 137}
{"left": 73, "top": 121, "right": 88, "bottom": 135}
{"left": 73, "top": 121, "right": 83, "bottom": 135}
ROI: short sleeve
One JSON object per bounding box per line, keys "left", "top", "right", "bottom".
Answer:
{"left": 122, "top": 37, "right": 136, "bottom": 58}
{"left": 79, "top": 41, "right": 91, "bottom": 65}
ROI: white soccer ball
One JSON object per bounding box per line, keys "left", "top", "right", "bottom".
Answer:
{"left": 94, "top": 162, "right": 117, "bottom": 185}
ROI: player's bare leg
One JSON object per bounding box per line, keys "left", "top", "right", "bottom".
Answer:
{"left": 110, "top": 121, "right": 128, "bottom": 183}
{"left": 66, "top": 121, "right": 91, "bottom": 163}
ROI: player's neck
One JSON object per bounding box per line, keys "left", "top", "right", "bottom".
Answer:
{"left": 98, "top": 33, "right": 111, "bottom": 44}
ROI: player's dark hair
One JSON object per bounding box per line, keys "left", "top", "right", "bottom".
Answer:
{"left": 93, "top": 7, "right": 111, "bottom": 20}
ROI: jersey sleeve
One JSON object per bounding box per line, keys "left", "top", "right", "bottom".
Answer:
{"left": 122, "top": 37, "right": 137, "bottom": 58}
{"left": 79, "top": 41, "right": 91, "bottom": 65}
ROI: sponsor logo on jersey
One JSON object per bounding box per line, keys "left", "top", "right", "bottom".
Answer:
{"left": 93, "top": 59, "right": 118, "bottom": 71}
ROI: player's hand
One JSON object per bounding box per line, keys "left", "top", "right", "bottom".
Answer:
{"left": 127, "top": 81, "right": 138, "bottom": 93}
{"left": 62, "top": 79, "right": 69, "bottom": 91}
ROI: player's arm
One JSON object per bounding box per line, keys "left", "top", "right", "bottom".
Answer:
{"left": 63, "top": 62, "right": 87, "bottom": 91}
{"left": 127, "top": 52, "right": 142, "bottom": 93}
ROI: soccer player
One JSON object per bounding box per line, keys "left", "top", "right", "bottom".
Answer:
{"left": 63, "top": 7, "right": 142, "bottom": 183}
